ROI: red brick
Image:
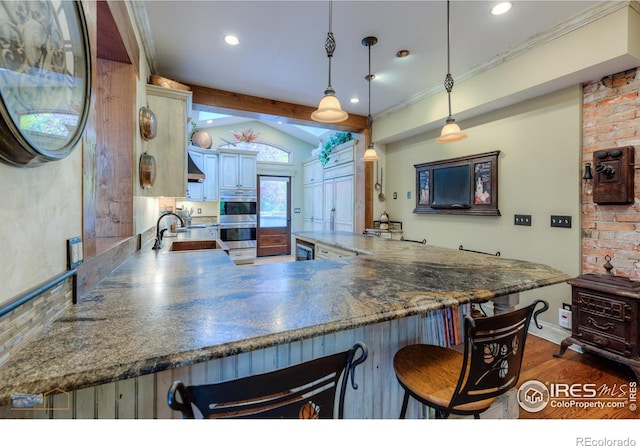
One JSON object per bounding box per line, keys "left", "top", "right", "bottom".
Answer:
{"left": 598, "top": 92, "right": 638, "bottom": 107}
{"left": 616, "top": 214, "right": 640, "bottom": 223}
{"left": 596, "top": 222, "right": 635, "bottom": 231}
{"left": 582, "top": 68, "right": 640, "bottom": 276}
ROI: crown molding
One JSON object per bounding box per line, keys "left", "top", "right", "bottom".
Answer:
{"left": 375, "top": 0, "right": 633, "bottom": 121}
{"left": 129, "top": 0, "right": 158, "bottom": 76}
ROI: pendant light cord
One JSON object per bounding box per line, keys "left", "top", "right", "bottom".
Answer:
{"left": 444, "top": 0, "right": 454, "bottom": 118}
{"left": 367, "top": 41, "right": 373, "bottom": 132}
{"left": 325, "top": 0, "right": 336, "bottom": 91}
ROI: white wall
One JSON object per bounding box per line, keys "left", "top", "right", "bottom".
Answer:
{"left": 0, "top": 149, "right": 82, "bottom": 304}
{"left": 382, "top": 86, "right": 583, "bottom": 324}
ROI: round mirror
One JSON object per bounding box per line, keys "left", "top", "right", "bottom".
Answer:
{"left": 0, "top": 1, "right": 92, "bottom": 167}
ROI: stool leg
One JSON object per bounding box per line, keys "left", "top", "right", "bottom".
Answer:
{"left": 399, "top": 391, "right": 409, "bottom": 419}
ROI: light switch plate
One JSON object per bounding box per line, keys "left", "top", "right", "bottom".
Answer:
{"left": 67, "top": 237, "right": 83, "bottom": 270}
{"left": 550, "top": 215, "right": 572, "bottom": 228}
{"left": 514, "top": 214, "right": 532, "bottom": 226}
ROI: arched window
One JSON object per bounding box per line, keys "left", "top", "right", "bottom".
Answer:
{"left": 254, "top": 143, "right": 291, "bottom": 164}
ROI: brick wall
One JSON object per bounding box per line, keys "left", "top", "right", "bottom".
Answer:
{"left": 582, "top": 68, "right": 640, "bottom": 279}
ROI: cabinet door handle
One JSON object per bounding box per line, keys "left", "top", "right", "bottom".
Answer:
{"left": 588, "top": 317, "right": 614, "bottom": 332}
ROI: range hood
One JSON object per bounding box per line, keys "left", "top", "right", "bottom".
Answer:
{"left": 187, "top": 152, "right": 206, "bottom": 182}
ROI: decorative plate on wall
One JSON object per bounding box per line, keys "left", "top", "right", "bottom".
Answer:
{"left": 139, "top": 106, "right": 157, "bottom": 141}
{"left": 139, "top": 152, "right": 156, "bottom": 189}
{"left": 191, "top": 130, "right": 212, "bottom": 149}
{"left": 0, "top": 1, "right": 92, "bottom": 167}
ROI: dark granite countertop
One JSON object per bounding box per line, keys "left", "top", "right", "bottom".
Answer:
{"left": 0, "top": 231, "right": 570, "bottom": 405}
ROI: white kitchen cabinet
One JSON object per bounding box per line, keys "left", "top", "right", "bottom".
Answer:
{"left": 322, "top": 143, "right": 355, "bottom": 233}
{"left": 303, "top": 158, "right": 324, "bottom": 231}
{"left": 186, "top": 150, "right": 218, "bottom": 202}
{"left": 303, "top": 181, "right": 324, "bottom": 231}
{"left": 218, "top": 148, "right": 258, "bottom": 197}
{"left": 202, "top": 153, "right": 218, "bottom": 201}
{"left": 323, "top": 174, "right": 354, "bottom": 233}
{"left": 144, "top": 85, "right": 192, "bottom": 197}
{"left": 303, "top": 158, "right": 323, "bottom": 184}
{"left": 314, "top": 242, "right": 357, "bottom": 259}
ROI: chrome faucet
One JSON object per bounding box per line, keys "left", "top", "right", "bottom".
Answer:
{"left": 152, "top": 212, "right": 185, "bottom": 250}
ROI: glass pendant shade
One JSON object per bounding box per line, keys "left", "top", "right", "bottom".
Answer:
{"left": 436, "top": 117, "right": 467, "bottom": 144}
{"left": 360, "top": 35, "right": 380, "bottom": 162}
{"left": 436, "top": 1, "right": 468, "bottom": 145}
{"left": 312, "top": 1, "right": 348, "bottom": 124}
{"left": 312, "top": 92, "right": 348, "bottom": 123}
{"left": 361, "top": 143, "right": 380, "bottom": 162}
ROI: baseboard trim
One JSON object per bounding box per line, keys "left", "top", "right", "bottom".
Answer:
{"left": 529, "top": 321, "right": 583, "bottom": 353}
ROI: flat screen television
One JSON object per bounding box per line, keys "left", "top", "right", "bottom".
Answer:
{"left": 431, "top": 165, "right": 471, "bottom": 208}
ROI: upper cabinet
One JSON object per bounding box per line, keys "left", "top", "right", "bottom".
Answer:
{"left": 303, "top": 158, "right": 324, "bottom": 231}
{"left": 303, "top": 158, "right": 323, "bottom": 185}
{"left": 187, "top": 149, "right": 218, "bottom": 202}
{"left": 218, "top": 148, "right": 258, "bottom": 197}
{"left": 143, "top": 85, "right": 192, "bottom": 197}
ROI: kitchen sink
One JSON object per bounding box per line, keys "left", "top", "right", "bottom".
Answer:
{"left": 169, "top": 240, "right": 222, "bottom": 252}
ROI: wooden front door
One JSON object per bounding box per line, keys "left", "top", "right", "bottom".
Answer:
{"left": 257, "top": 175, "right": 291, "bottom": 257}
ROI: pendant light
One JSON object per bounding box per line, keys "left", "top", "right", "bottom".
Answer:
{"left": 436, "top": 0, "right": 468, "bottom": 144}
{"left": 311, "top": 0, "right": 348, "bottom": 123}
{"left": 361, "top": 36, "right": 380, "bottom": 162}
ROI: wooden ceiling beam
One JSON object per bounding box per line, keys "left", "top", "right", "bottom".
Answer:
{"left": 186, "top": 83, "right": 368, "bottom": 133}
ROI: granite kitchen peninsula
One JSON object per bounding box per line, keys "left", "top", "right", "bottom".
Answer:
{"left": 0, "top": 231, "right": 570, "bottom": 419}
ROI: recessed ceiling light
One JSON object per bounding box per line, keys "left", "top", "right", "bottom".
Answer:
{"left": 350, "top": 98, "right": 360, "bottom": 104}
{"left": 491, "top": 2, "right": 512, "bottom": 16}
{"left": 224, "top": 34, "right": 239, "bottom": 45}
{"left": 206, "top": 120, "right": 213, "bottom": 124}
{"left": 396, "top": 49, "right": 410, "bottom": 58}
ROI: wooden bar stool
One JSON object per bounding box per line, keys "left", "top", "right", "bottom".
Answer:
{"left": 168, "top": 342, "right": 367, "bottom": 419}
{"left": 393, "top": 300, "right": 548, "bottom": 419}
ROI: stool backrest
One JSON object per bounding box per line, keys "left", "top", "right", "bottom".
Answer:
{"left": 448, "top": 300, "right": 548, "bottom": 413}
{"left": 168, "top": 342, "right": 367, "bottom": 419}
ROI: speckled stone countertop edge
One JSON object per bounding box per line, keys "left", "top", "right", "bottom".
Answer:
{"left": 5, "top": 297, "right": 475, "bottom": 399}
{"left": 0, "top": 231, "right": 572, "bottom": 405}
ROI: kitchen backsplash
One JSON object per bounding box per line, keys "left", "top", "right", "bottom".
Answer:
{"left": 159, "top": 198, "right": 219, "bottom": 218}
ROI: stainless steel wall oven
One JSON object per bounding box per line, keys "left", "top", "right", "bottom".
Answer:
{"left": 219, "top": 195, "right": 257, "bottom": 258}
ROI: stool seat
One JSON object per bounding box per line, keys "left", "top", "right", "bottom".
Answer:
{"left": 393, "top": 300, "right": 548, "bottom": 419}
{"left": 394, "top": 344, "right": 496, "bottom": 414}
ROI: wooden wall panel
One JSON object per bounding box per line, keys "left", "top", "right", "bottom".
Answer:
{"left": 82, "top": 0, "right": 98, "bottom": 260}
{"left": 95, "top": 58, "right": 134, "bottom": 239}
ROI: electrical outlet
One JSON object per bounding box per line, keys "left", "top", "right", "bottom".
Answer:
{"left": 197, "top": 208, "right": 202, "bottom": 214}
{"left": 514, "top": 214, "right": 531, "bottom": 226}
{"left": 407, "top": 191, "right": 411, "bottom": 199}
{"left": 393, "top": 192, "right": 397, "bottom": 199}
{"left": 67, "top": 237, "right": 83, "bottom": 270}
{"left": 559, "top": 303, "right": 572, "bottom": 329}
{"left": 550, "top": 215, "right": 572, "bottom": 228}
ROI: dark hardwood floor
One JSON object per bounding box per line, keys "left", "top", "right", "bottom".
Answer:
{"left": 518, "top": 335, "right": 639, "bottom": 419}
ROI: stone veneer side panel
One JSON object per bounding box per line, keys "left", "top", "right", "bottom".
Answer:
{"left": 582, "top": 68, "right": 640, "bottom": 278}
{"left": 0, "top": 278, "right": 73, "bottom": 367}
